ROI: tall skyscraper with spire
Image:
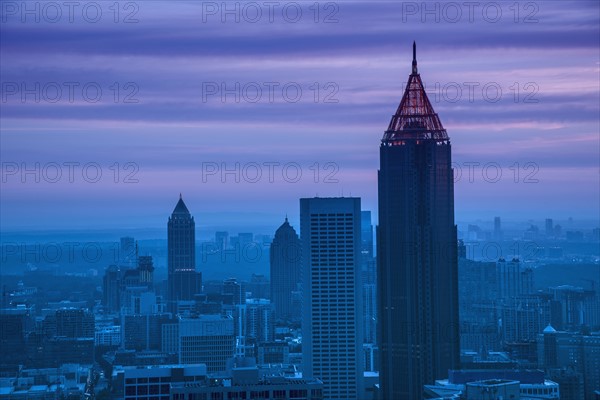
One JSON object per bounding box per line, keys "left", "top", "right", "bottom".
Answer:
{"left": 377, "top": 43, "right": 459, "bottom": 399}
{"left": 167, "top": 195, "right": 201, "bottom": 313}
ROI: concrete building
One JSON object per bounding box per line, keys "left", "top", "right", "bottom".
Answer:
{"left": 301, "top": 197, "right": 364, "bottom": 400}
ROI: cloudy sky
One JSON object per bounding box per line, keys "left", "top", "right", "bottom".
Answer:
{"left": 1, "top": 1, "right": 599, "bottom": 233}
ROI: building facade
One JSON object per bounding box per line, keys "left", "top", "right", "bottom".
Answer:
{"left": 301, "top": 197, "right": 364, "bottom": 400}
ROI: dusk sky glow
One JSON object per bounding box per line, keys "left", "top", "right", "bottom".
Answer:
{"left": 1, "top": 0, "right": 599, "bottom": 233}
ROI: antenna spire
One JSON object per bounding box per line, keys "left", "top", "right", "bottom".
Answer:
{"left": 412, "top": 41, "right": 418, "bottom": 74}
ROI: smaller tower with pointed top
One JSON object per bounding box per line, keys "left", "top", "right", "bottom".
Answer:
{"left": 270, "top": 217, "right": 301, "bottom": 322}
{"left": 167, "top": 195, "right": 201, "bottom": 312}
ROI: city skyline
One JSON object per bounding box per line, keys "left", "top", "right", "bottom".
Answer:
{"left": 2, "top": 1, "right": 599, "bottom": 230}
{"left": 1, "top": 2, "right": 599, "bottom": 399}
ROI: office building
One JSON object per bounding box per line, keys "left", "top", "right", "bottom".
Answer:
{"left": 301, "top": 197, "right": 364, "bottom": 400}
{"left": 270, "top": 217, "right": 302, "bottom": 322}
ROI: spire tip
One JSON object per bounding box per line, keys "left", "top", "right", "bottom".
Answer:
{"left": 412, "top": 41, "right": 418, "bottom": 74}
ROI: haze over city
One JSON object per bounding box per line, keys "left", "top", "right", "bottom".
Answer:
{"left": 1, "top": 1, "right": 598, "bottom": 231}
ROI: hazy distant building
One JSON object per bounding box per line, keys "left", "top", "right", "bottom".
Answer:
{"left": 497, "top": 258, "right": 533, "bottom": 300}
{"left": 167, "top": 195, "right": 202, "bottom": 311}
{"left": 494, "top": 216, "right": 503, "bottom": 241}
{"left": 120, "top": 236, "right": 135, "bottom": 265}
{"left": 215, "top": 231, "right": 229, "bottom": 251}
{"left": 545, "top": 218, "right": 554, "bottom": 237}
{"left": 500, "top": 294, "right": 552, "bottom": 343}
{"left": 377, "top": 43, "right": 459, "bottom": 399}
{"left": 103, "top": 265, "right": 121, "bottom": 313}
{"left": 138, "top": 255, "right": 154, "bottom": 288}
{"left": 548, "top": 285, "right": 599, "bottom": 330}
{"left": 246, "top": 273, "right": 270, "bottom": 300}
{"left": 270, "top": 217, "right": 301, "bottom": 322}
{"left": 301, "top": 197, "right": 364, "bottom": 400}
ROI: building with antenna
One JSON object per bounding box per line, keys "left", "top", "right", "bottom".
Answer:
{"left": 377, "top": 42, "right": 460, "bottom": 399}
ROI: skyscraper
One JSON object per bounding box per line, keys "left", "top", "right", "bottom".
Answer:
{"left": 168, "top": 195, "right": 201, "bottom": 312}
{"left": 494, "top": 216, "right": 503, "bottom": 241}
{"left": 270, "top": 217, "right": 301, "bottom": 322}
{"left": 377, "top": 43, "right": 459, "bottom": 399}
{"left": 301, "top": 197, "right": 364, "bottom": 400}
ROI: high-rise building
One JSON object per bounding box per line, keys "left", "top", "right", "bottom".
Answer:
{"left": 496, "top": 257, "right": 533, "bottom": 300}
{"left": 300, "top": 197, "right": 364, "bottom": 400}
{"left": 167, "top": 195, "right": 202, "bottom": 311}
{"left": 494, "top": 216, "right": 503, "bottom": 241}
{"left": 270, "top": 217, "right": 301, "bottom": 322}
{"left": 377, "top": 43, "right": 459, "bottom": 399}
{"left": 246, "top": 298, "right": 273, "bottom": 343}
{"left": 546, "top": 218, "right": 554, "bottom": 237}
{"left": 103, "top": 265, "right": 121, "bottom": 313}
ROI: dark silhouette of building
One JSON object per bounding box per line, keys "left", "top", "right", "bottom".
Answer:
{"left": 377, "top": 42, "right": 459, "bottom": 400}
{"left": 494, "top": 216, "right": 503, "bottom": 241}
{"left": 55, "top": 308, "right": 95, "bottom": 338}
{"left": 270, "top": 217, "right": 301, "bottom": 322}
{"left": 103, "top": 265, "right": 121, "bottom": 313}
{"left": 168, "top": 195, "right": 202, "bottom": 312}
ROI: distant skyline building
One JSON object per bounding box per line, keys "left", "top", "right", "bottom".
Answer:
{"left": 120, "top": 236, "right": 135, "bottom": 265}
{"left": 301, "top": 197, "right": 364, "bottom": 400}
{"left": 137, "top": 255, "right": 154, "bottom": 288}
{"left": 361, "top": 211, "right": 374, "bottom": 258}
{"left": 215, "top": 231, "right": 229, "bottom": 251}
{"left": 103, "top": 265, "right": 121, "bottom": 313}
{"left": 546, "top": 218, "right": 554, "bottom": 237}
{"left": 167, "top": 195, "right": 202, "bottom": 312}
{"left": 270, "top": 217, "right": 302, "bottom": 322}
{"left": 494, "top": 216, "right": 503, "bottom": 241}
{"left": 377, "top": 42, "right": 460, "bottom": 399}
{"left": 496, "top": 257, "right": 533, "bottom": 300}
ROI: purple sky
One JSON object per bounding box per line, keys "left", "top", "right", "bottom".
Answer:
{"left": 1, "top": 1, "right": 599, "bottom": 233}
